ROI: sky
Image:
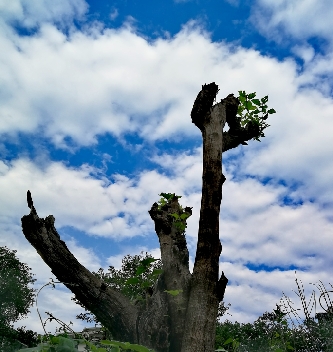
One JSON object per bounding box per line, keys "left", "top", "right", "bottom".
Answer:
{"left": 1, "top": 0, "right": 333, "bottom": 340}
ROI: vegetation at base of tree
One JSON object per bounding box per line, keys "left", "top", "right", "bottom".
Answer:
{"left": 2, "top": 205, "right": 332, "bottom": 351}
{"left": 2, "top": 244, "right": 333, "bottom": 351}
{"left": 7, "top": 274, "right": 333, "bottom": 352}
{"left": 214, "top": 274, "right": 333, "bottom": 352}
{"left": 3, "top": 276, "right": 156, "bottom": 351}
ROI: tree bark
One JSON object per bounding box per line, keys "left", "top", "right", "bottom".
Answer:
{"left": 180, "top": 83, "right": 227, "bottom": 352}
{"left": 21, "top": 83, "right": 260, "bottom": 352}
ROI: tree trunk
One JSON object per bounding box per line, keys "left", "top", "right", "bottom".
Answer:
{"left": 21, "top": 83, "right": 260, "bottom": 352}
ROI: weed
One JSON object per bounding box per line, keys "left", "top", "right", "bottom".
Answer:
{"left": 215, "top": 271, "right": 333, "bottom": 352}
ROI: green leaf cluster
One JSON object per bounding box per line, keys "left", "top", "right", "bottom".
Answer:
{"left": 157, "top": 193, "right": 189, "bottom": 234}
{"left": 90, "top": 252, "right": 163, "bottom": 308}
{"left": 0, "top": 246, "right": 41, "bottom": 350}
{"left": 77, "top": 191, "right": 189, "bottom": 330}
{"left": 237, "top": 91, "right": 276, "bottom": 142}
{"left": 156, "top": 193, "right": 182, "bottom": 211}
{"left": 169, "top": 212, "right": 190, "bottom": 233}
{"left": 124, "top": 257, "right": 163, "bottom": 289}
{"left": 215, "top": 303, "right": 331, "bottom": 352}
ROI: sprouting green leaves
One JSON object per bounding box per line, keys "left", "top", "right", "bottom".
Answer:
{"left": 247, "top": 92, "right": 256, "bottom": 99}
{"left": 164, "top": 289, "right": 183, "bottom": 296}
{"left": 160, "top": 192, "right": 181, "bottom": 200}
{"left": 170, "top": 213, "right": 190, "bottom": 221}
{"left": 156, "top": 193, "right": 189, "bottom": 235}
{"left": 157, "top": 193, "right": 182, "bottom": 210}
{"left": 251, "top": 99, "right": 261, "bottom": 106}
{"left": 123, "top": 192, "right": 190, "bottom": 291}
{"left": 237, "top": 90, "right": 276, "bottom": 142}
{"left": 170, "top": 212, "right": 190, "bottom": 233}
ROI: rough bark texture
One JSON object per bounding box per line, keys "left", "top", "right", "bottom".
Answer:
{"left": 180, "top": 84, "right": 226, "bottom": 352}
{"left": 21, "top": 82, "right": 261, "bottom": 352}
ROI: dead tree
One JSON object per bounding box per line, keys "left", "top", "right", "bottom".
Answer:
{"left": 21, "top": 82, "right": 260, "bottom": 352}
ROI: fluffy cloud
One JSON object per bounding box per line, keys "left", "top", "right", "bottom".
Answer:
{"left": 0, "top": 0, "right": 87, "bottom": 28}
{"left": 250, "top": 0, "right": 333, "bottom": 96}
{"left": 1, "top": 0, "right": 333, "bottom": 336}
{"left": 0, "top": 18, "right": 297, "bottom": 149}
{"left": 2, "top": 151, "right": 332, "bottom": 334}
{"left": 251, "top": 0, "right": 333, "bottom": 44}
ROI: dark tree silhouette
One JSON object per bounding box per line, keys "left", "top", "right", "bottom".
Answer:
{"left": 27, "top": 190, "right": 33, "bottom": 209}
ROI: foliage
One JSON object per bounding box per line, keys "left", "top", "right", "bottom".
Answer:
{"left": 237, "top": 91, "right": 276, "bottom": 142}
{"left": 157, "top": 192, "right": 190, "bottom": 234}
{"left": 72, "top": 250, "right": 163, "bottom": 328}
{"left": 11, "top": 273, "right": 158, "bottom": 351}
{"left": 59, "top": 193, "right": 231, "bottom": 349}
{"left": 0, "top": 325, "right": 43, "bottom": 352}
{"left": 0, "top": 246, "right": 38, "bottom": 326}
{"left": 215, "top": 308, "right": 298, "bottom": 352}
{"left": 11, "top": 264, "right": 333, "bottom": 352}
{"left": 5, "top": 246, "right": 333, "bottom": 351}
{"left": 156, "top": 192, "right": 182, "bottom": 210}
{"left": 6, "top": 193, "right": 229, "bottom": 351}
{"left": 73, "top": 192, "right": 191, "bottom": 327}
{"left": 215, "top": 273, "right": 333, "bottom": 352}
{"left": 0, "top": 245, "right": 41, "bottom": 349}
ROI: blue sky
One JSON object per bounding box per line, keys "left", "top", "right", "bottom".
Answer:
{"left": 1, "top": 0, "right": 333, "bottom": 338}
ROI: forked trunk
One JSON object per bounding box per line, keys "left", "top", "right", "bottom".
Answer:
{"left": 21, "top": 83, "right": 260, "bottom": 351}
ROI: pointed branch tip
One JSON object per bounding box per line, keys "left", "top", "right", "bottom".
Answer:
{"left": 27, "top": 190, "right": 33, "bottom": 209}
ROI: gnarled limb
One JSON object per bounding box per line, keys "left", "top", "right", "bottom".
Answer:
{"left": 21, "top": 192, "right": 194, "bottom": 352}
{"left": 21, "top": 202, "right": 139, "bottom": 344}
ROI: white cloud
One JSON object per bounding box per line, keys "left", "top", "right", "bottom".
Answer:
{"left": 236, "top": 88, "right": 333, "bottom": 206}
{"left": 0, "top": 0, "right": 88, "bottom": 28}
{"left": 0, "top": 18, "right": 299, "bottom": 149}
{"left": 251, "top": 0, "right": 333, "bottom": 45}
{"left": 109, "top": 8, "right": 118, "bottom": 21}
{"left": 2, "top": 152, "right": 333, "bottom": 334}
{"left": 291, "top": 44, "right": 315, "bottom": 63}
{"left": 2, "top": 144, "right": 332, "bottom": 328}
{"left": 1, "top": 4, "right": 333, "bottom": 338}
{"left": 293, "top": 51, "right": 333, "bottom": 96}
{"left": 250, "top": 0, "right": 333, "bottom": 96}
